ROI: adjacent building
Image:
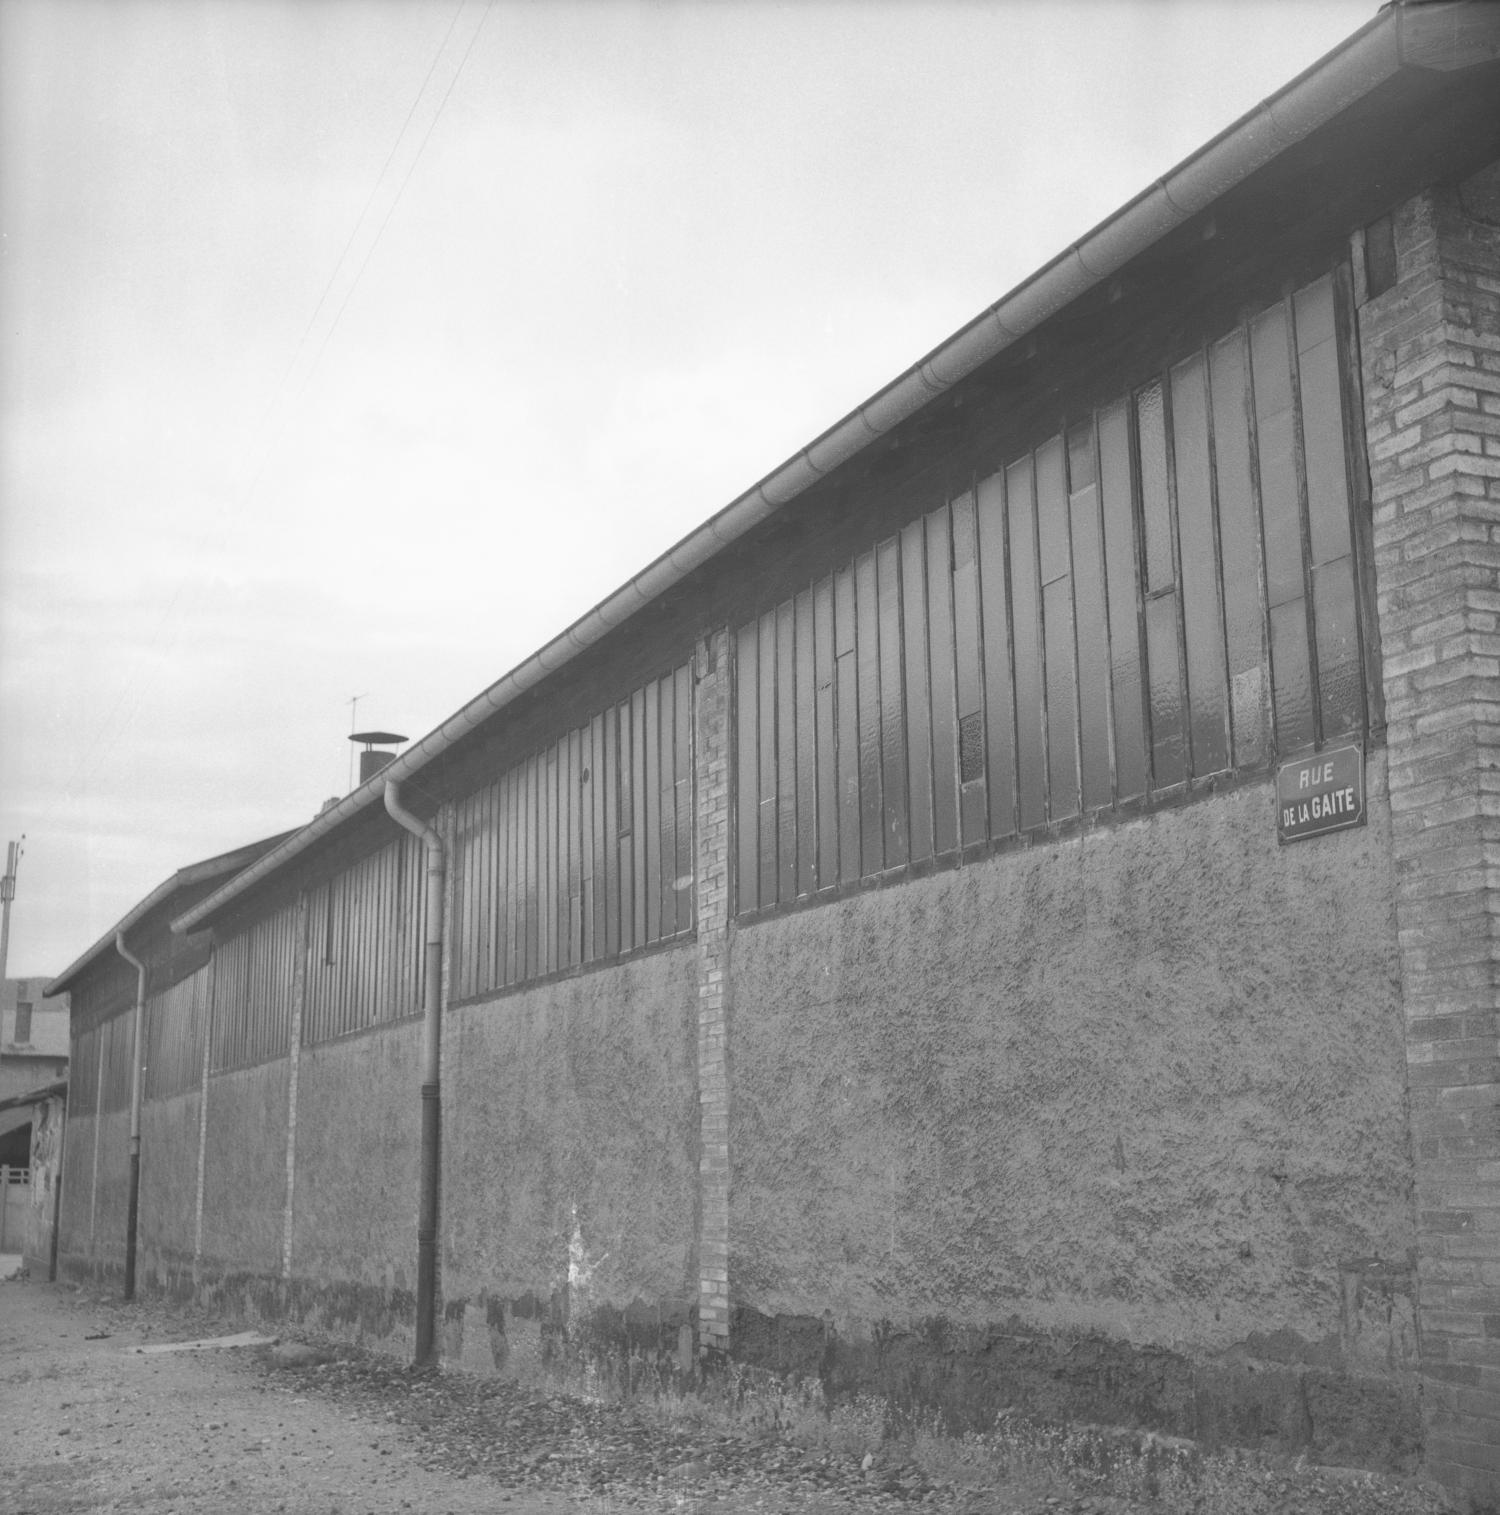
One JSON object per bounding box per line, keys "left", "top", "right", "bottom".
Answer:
{"left": 0, "top": 977, "right": 69, "bottom": 1166}
{"left": 45, "top": 5, "right": 1500, "bottom": 1506}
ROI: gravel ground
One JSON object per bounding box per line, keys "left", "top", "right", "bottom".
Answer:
{"left": 0, "top": 1276, "right": 1457, "bottom": 1515}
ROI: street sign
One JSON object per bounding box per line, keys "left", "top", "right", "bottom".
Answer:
{"left": 1276, "top": 742, "right": 1365, "bottom": 844}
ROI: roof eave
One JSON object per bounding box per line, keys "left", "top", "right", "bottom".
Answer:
{"left": 45, "top": 830, "right": 297, "bottom": 997}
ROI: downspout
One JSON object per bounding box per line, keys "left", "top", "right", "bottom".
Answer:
{"left": 384, "top": 780, "right": 446, "bottom": 1366}
{"left": 115, "top": 931, "right": 147, "bottom": 1301}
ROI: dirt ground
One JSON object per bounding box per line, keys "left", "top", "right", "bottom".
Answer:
{"left": 0, "top": 1277, "right": 581, "bottom": 1515}
{"left": 0, "top": 1276, "right": 1458, "bottom": 1515}
{"left": 0, "top": 1277, "right": 1052, "bottom": 1515}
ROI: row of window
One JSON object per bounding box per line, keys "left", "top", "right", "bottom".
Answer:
{"left": 734, "top": 272, "right": 1366, "bottom": 911}
{"left": 65, "top": 273, "right": 1371, "bottom": 1073}
{"left": 447, "top": 662, "right": 696, "bottom": 1002}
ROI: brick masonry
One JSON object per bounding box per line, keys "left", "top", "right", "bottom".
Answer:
{"left": 693, "top": 629, "right": 732, "bottom": 1357}
{"left": 1361, "top": 172, "right": 1500, "bottom": 1510}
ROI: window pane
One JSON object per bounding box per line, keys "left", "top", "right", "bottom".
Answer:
{"left": 901, "top": 523, "right": 935, "bottom": 862}
{"left": 878, "top": 537, "right": 909, "bottom": 867}
{"left": 1252, "top": 303, "right": 1304, "bottom": 611}
{"left": 1295, "top": 275, "right": 1354, "bottom": 569}
{"left": 1210, "top": 331, "right": 1270, "bottom": 769}
{"left": 977, "top": 469, "right": 1017, "bottom": 838}
{"left": 1137, "top": 381, "right": 1174, "bottom": 593}
{"left": 1171, "top": 352, "right": 1230, "bottom": 775}
{"left": 1007, "top": 455, "right": 1047, "bottom": 830}
{"left": 1068, "top": 420, "right": 1112, "bottom": 811}
{"left": 757, "top": 613, "right": 777, "bottom": 908}
{"left": 1099, "top": 401, "right": 1147, "bottom": 802}
{"left": 813, "top": 577, "right": 838, "bottom": 889}
{"left": 1146, "top": 594, "right": 1186, "bottom": 787}
{"left": 1314, "top": 556, "right": 1363, "bottom": 739}
{"left": 776, "top": 599, "right": 797, "bottom": 903}
{"left": 926, "top": 506, "right": 961, "bottom": 854}
{"left": 1037, "top": 438, "right": 1079, "bottom": 820}
{"left": 856, "top": 551, "right": 884, "bottom": 876}
{"left": 795, "top": 587, "right": 818, "bottom": 898}
{"left": 1270, "top": 599, "right": 1315, "bottom": 752}
{"left": 834, "top": 567, "right": 860, "bottom": 886}
{"left": 952, "top": 492, "right": 987, "bottom": 845}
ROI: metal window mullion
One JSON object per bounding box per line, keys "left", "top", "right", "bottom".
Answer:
{"left": 1160, "top": 371, "right": 1195, "bottom": 782}
{"left": 1125, "top": 392, "right": 1159, "bottom": 797}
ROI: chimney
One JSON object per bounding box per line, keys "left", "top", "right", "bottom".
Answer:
{"left": 350, "top": 731, "right": 408, "bottom": 789}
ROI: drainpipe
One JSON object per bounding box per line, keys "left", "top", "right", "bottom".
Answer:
{"left": 384, "top": 780, "right": 446, "bottom": 1366}
{"left": 115, "top": 931, "right": 147, "bottom": 1301}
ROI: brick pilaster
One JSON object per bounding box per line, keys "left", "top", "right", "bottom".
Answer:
{"left": 1362, "top": 173, "right": 1500, "bottom": 1510}
{"left": 693, "top": 629, "right": 733, "bottom": 1358}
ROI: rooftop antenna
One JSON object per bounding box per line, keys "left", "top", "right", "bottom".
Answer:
{"left": 347, "top": 693, "right": 369, "bottom": 791}
{"left": 0, "top": 836, "right": 25, "bottom": 985}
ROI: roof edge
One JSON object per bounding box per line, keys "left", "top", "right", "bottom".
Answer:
{"left": 0, "top": 1078, "right": 68, "bottom": 1116}
{"left": 45, "top": 830, "right": 296, "bottom": 997}
{"left": 176, "top": 0, "right": 1488, "bottom": 937}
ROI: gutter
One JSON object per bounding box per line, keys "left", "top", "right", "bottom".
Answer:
{"left": 173, "top": 0, "right": 1491, "bottom": 939}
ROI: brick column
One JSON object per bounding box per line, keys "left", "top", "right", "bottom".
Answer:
{"left": 1361, "top": 174, "right": 1500, "bottom": 1509}
{"left": 693, "top": 629, "right": 733, "bottom": 1359}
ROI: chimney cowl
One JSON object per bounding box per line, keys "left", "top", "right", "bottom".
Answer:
{"left": 350, "top": 730, "right": 408, "bottom": 790}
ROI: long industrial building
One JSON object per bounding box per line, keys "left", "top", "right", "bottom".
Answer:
{"left": 47, "top": 5, "right": 1500, "bottom": 1505}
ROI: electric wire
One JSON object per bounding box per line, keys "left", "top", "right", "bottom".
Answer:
{"left": 236, "top": 0, "right": 470, "bottom": 491}
{"left": 300, "top": 0, "right": 496, "bottom": 394}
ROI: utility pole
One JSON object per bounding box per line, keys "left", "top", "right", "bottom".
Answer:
{"left": 0, "top": 838, "right": 22, "bottom": 986}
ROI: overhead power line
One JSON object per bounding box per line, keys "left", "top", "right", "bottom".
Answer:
{"left": 239, "top": 0, "right": 497, "bottom": 504}
{"left": 243, "top": 0, "right": 472, "bottom": 481}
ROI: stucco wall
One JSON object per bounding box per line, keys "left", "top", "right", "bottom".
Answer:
{"left": 731, "top": 757, "right": 1416, "bottom": 1458}
{"left": 77, "top": 1109, "right": 130, "bottom": 1274}
{"left": 199, "top": 1060, "right": 287, "bottom": 1277}
{"left": 288, "top": 1021, "right": 423, "bottom": 1341}
{"left": 139, "top": 1091, "right": 201, "bottom": 1284}
{"left": 58, "top": 1110, "right": 94, "bottom": 1263}
{"left": 442, "top": 944, "right": 700, "bottom": 1375}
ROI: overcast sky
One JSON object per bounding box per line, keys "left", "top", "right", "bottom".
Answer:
{"left": 0, "top": 0, "right": 1377, "bottom": 980}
